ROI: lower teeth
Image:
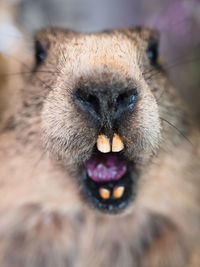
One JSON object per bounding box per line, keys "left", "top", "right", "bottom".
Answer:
{"left": 113, "top": 186, "right": 125, "bottom": 199}
{"left": 99, "top": 187, "right": 110, "bottom": 199}
{"left": 99, "top": 185, "right": 125, "bottom": 200}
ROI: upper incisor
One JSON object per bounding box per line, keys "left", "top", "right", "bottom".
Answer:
{"left": 97, "top": 134, "right": 111, "bottom": 153}
{"left": 112, "top": 134, "right": 124, "bottom": 152}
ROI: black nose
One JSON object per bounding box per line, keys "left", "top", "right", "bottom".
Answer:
{"left": 74, "top": 86, "right": 138, "bottom": 128}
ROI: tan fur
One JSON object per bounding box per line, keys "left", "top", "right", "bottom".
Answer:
{"left": 0, "top": 27, "right": 200, "bottom": 267}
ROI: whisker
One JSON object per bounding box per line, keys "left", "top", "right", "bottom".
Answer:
{"left": 165, "top": 57, "right": 200, "bottom": 70}
{"left": 1, "top": 52, "right": 59, "bottom": 92}
{"left": 144, "top": 55, "right": 200, "bottom": 79}
{"left": 143, "top": 57, "right": 200, "bottom": 95}
{"left": 29, "top": 150, "right": 46, "bottom": 178}
{"left": 160, "top": 117, "right": 194, "bottom": 147}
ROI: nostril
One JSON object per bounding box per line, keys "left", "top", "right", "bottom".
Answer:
{"left": 74, "top": 87, "right": 138, "bottom": 124}
{"left": 116, "top": 88, "right": 138, "bottom": 111}
{"left": 87, "top": 94, "right": 100, "bottom": 114}
{"left": 74, "top": 89, "right": 101, "bottom": 122}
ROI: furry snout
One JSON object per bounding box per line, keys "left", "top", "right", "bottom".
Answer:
{"left": 41, "top": 60, "right": 161, "bottom": 213}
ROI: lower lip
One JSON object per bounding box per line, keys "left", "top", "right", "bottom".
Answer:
{"left": 82, "top": 170, "right": 137, "bottom": 213}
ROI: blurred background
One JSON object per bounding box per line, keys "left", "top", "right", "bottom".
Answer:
{"left": 0, "top": 0, "right": 200, "bottom": 120}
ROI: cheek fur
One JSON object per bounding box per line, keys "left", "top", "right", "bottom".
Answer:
{"left": 41, "top": 89, "right": 97, "bottom": 166}
{"left": 119, "top": 92, "right": 161, "bottom": 163}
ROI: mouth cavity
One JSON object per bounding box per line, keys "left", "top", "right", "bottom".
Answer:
{"left": 86, "top": 152, "right": 127, "bottom": 183}
{"left": 82, "top": 134, "right": 136, "bottom": 213}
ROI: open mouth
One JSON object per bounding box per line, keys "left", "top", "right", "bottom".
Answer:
{"left": 82, "top": 134, "right": 137, "bottom": 213}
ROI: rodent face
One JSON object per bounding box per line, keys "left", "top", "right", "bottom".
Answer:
{"left": 34, "top": 27, "right": 161, "bottom": 213}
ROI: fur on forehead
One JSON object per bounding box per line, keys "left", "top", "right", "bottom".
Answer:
{"left": 34, "top": 27, "right": 159, "bottom": 76}
{"left": 34, "top": 28, "right": 159, "bottom": 97}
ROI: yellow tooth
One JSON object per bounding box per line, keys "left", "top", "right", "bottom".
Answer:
{"left": 113, "top": 186, "right": 125, "bottom": 199}
{"left": 112, "top": 134, "right": 124, "bottom": 152}
{"left": 97, "top": 134, "right": 111, "bottom": 153}
{"left": 99, "top": 188, "right": 110, "bottom": 199}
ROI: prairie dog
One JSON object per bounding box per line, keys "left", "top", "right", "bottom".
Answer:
{"left": 0, "top": 27, "right": 200, "bottom": 267}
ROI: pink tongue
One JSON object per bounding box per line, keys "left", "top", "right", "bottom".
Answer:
{"left": 86, "top": 153, "right": 127, "bottom": 182}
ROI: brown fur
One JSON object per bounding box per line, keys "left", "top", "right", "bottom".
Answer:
{"left": 0, "top": 27, "right": 200, "bottom": 267}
